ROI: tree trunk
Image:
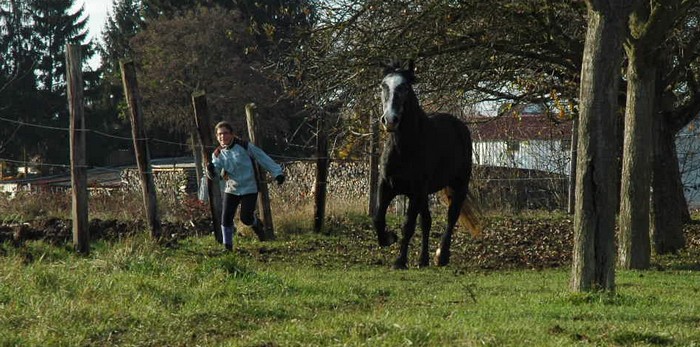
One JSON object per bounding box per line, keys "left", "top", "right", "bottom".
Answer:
{"left": 618, "top": 49, "right": 654, "bottom": 269}
{"left": 571, "top": 1, "right": 632, "bottom": 292}
{"left": 651, "top": 112, "right": 687, "bottom": 254}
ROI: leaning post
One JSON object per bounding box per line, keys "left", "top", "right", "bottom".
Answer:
{"left": 120, "top": 60, "right": 161, "bottom": 238}
{"left": 192, "top": 91, "right": 223, "bottom": 243}
{"left": 66, "top": 44, "right": 89, "bottom": 254}
{"left": 245, "top": 103, "right": 276, "bottom": 240}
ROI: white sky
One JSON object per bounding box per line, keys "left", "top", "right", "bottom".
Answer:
{"left": 76, "top": 0, "right": 114, "bottom": 69}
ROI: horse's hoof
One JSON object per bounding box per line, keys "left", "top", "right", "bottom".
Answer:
{"left": 435, "top": 248, "right": 451, "bottom": 267}
{"left": 393, "top": 261, "right": 408, "bottom": 270}
{"left": 419, "top": 253, "right": 430, "bottom": 268}
{"left": 378, "top": 231, "right": 398, "bottom": 247}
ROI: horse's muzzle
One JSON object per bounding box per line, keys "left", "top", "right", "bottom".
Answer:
{"left": 381, "top": 114, "right": 399, "bottom": 132}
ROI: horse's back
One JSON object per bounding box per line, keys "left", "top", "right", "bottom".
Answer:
{"left": 423, "top": 113, "right": 473, "bottom": 192}
{"left": 426, "top": 113, "right": 472, "bottom": 158}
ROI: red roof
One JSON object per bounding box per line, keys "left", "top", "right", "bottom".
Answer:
{"left": 468, "top": 114, "right": 573, "bottom": 141}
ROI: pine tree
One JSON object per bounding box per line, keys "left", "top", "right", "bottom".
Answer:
{"left": 0, "top": 0, "right": 40, "bottom": 164}
{"left": 30, "top": 0, "right": 90, "bottom": 92}
{"left": 100, "top": 0, "right": 143, "bottom": 77}
{"left": 0, "top": 0, "right": 94, "bottom": 170}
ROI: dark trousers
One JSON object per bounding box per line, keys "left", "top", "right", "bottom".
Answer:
{"left": 221, "top": 193, "right": 258, "bottom": 228}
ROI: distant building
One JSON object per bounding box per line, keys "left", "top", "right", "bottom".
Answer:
{"left": 469, "top": 110, "right": 700, "bottom": 208}
{"left": 469, "top": 113, "right": 573, "bottom": 175}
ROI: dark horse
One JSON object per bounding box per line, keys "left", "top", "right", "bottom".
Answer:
{"left": 373, "top": 60, "right": 482, "bottom": 269}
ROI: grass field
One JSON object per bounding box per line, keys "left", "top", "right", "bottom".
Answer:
{"left": 1, "top": 210, "right": 699, "bottom": 346}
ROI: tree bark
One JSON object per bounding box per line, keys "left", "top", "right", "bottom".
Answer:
{"left": 618, "top": 49, "right": 654, "bottom": 269}
{"left": 571, "top": 0, "right": 633, "bottom": 292}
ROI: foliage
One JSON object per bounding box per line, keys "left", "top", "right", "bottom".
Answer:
{"left": 130, "top": 7, "right": 270, "bottom": 134}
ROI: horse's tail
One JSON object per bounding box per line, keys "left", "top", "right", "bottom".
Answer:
{"left": 439, "top": 188, "right": 485, "bottom": 238}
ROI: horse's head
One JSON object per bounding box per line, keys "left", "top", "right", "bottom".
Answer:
{"left": 380, "top": 60, "right": 416, "bottom": 132}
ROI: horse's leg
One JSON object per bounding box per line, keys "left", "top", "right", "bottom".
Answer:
{"left": 373, "top": 180, "right": 398, "bottom": 247}
{"left": 436, "top": 187, "right": 466, "bottom": 266}
{"left": 418, "top": 204, "right": 432, "bottom": 268}
{"left": 395, "top": 195, "right": 422, "bottom": 269}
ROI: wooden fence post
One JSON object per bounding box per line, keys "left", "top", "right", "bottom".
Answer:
{"left": 192, "top": 91, "right": 223, "bottom": 243}
{"left": 368, "top": 111, "right": 380, "bottom": 216}
{"left": 119, "top": 60, "right": 161, "bottom": 238}
{"left": 314, "top": 113, "right": 329, "bottom": 233}
{"left": 191, "top": 132, "right": 203, "bottom": 186}
{"left": 245, "top": 103, "right": 276, "bottom": 240}
{"left": 568, "top": 117, "right": 578, "bottom": 215}
{"left": 66, "top": 44, "right": 89, "bottom": 254}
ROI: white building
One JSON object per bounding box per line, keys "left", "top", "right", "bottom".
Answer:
{"left": 470, "top": 112, "right": 700, "bottom": 208}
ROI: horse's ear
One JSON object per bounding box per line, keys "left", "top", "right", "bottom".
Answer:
{"left": 380, "top": 61, "right": 393, "bottom": 76}
{"left": 405, "top": 60, "right": 416, "bottom": 83}
{"left": 380, "top": 58, "right": 399, "bottom": 76}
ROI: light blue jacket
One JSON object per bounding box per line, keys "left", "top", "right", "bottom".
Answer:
{"left": 211, "top": 142, "right": 283, "bottom": 195}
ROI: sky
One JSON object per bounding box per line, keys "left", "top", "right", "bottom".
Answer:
{"left": 77, "top": 0, "right": 114, "bottom": 69}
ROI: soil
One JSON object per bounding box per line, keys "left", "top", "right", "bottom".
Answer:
{"left": 1, "top": 215, "right": 698, "bottom": 270}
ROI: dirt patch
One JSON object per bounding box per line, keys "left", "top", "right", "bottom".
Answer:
{"left": 2, "top": 214, "right": 699, "bottom": 270}
{"left": 0, "top": 217, "right": 211, "bottom": 246}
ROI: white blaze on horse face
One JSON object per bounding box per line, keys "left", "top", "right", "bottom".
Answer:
{"left": 381, "top": 73, "right": 408, "bottom": 132}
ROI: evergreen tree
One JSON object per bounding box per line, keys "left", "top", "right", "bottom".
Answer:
{"left": 100, "top": 0, "right": 143, "bottom": 77}
{"left": 0, "top": 0, "right": 40, "bottom": 165}
{"left": 30, "top": 0, "right": 90, "bottom": 92}
{"left": 0, "top": 0, "right": 94, "bottom": 172}
{"left": 28, "top": 0, "right": 93, "bottom": 169}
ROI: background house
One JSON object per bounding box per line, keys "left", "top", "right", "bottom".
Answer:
{"left": 469, "top": 111, "right": 573, "bottom": 175}
{"left": 469, "top": 108, "right": 700, "bottom": 208}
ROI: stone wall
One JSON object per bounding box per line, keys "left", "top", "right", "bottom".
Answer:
{"left": 121, "top": 161, "right": 373, "bottom": 207}
{"left": 269, "top": 161, "right": 370, "bottom": 206}
{"left": 121, "top": 161, "right": 568, "bottom": 211}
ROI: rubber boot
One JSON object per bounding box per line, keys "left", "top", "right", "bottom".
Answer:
{"left": 221, "top": 225, "right": 234, "bottom": 251}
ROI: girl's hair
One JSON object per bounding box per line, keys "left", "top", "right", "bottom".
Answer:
{"left": 214, "top": 121, "right": 234, "bottom": 133}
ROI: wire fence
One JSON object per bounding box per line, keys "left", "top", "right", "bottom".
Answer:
{"left": 3, "top": 112, "right": 700, "bottom": 212}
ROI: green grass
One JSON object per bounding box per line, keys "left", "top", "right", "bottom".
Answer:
{"left": 1, "top": 223, "right": 699, "bottom": 346}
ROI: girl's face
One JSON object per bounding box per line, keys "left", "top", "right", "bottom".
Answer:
{"left": 216, "top": 127, "right": 233, "bottom": 147}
